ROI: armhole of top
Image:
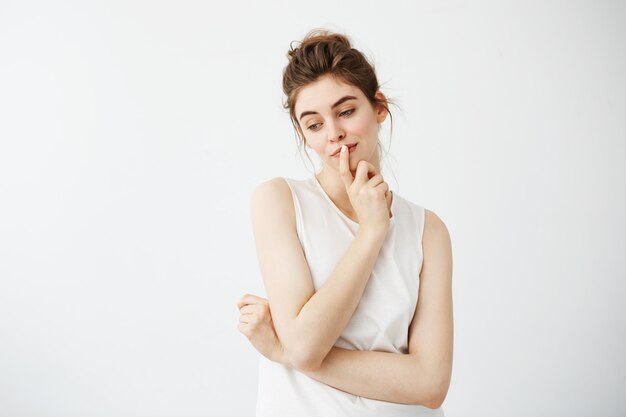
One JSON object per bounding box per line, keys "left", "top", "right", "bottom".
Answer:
{"left": 277, "top": 177, "right": 302, "bottom": 242}
{"left": 417, "top": 206, "right": 427, "bottom": 278}
{"left": 420, "top": 206, "right": 426, "bottom": 243}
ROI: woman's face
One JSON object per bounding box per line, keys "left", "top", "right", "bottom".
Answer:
{"left": 294, "top": 75, "right": 388, "bottom": 173}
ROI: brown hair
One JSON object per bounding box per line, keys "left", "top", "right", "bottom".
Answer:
{"left": 282, "top": 28, "right": 396, "bottom": 171}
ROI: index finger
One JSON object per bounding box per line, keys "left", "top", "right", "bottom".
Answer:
{"left": 237, "top": 293, "right": 268, "bottom": 309}
{"left": 338, "top": 145, "right": 354, "bottom": 189}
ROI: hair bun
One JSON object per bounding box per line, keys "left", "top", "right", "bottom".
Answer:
{"left": 287, "top": 29, "right": 352, "bottom": 60}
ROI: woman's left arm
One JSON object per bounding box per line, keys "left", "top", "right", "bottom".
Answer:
{"left": 238, "top": 209, "right": 453, "bottom": 408}
{"left": 295, "top": 210, "right": 453, "bottom": 408}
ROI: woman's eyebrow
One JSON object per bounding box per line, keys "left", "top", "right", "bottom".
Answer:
{"left": 299, "top": 95, "right": 357, "bottom": 121}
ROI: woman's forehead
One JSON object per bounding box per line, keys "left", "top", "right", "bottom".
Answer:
{"left": 295, "top": 76, "right": 363, "bottom": 113}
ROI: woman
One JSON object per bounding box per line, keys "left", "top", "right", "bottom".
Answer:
{"left": 237, "top": 29, "right": 453, "bottom": 416}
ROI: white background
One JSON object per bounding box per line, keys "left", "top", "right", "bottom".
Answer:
{"left": 1, "top": 0, "right": 624, "bottom": 416}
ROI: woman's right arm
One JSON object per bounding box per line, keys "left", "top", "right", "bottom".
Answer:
{"left": 249, "top": 177, "right": 387, "bottom": 372}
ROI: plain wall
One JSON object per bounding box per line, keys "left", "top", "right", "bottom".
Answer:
{"left": 0, "top": 0, "right": 624, "bottom": 416}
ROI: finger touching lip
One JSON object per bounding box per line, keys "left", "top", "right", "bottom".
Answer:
{"left": 333, "top": 143, "right": 357, "bottom": 157}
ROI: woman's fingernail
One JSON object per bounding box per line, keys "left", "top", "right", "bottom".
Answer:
{"left": 341, "top": 145, "right": 347, "bottom": 153}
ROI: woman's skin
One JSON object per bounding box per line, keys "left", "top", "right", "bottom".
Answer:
{"left": 293, "top": 74, "right": 391, "bottom": 223}
{"left": 238, "top": 74, "right": 454, "bottom": 408}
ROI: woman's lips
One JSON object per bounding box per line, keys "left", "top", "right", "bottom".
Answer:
{"left": 332, "top": 143, "right": 357, "bottom": 157}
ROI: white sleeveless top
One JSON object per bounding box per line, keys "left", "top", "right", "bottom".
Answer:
{"left": 255, "top": 176, "right": 445, "bottom": 417}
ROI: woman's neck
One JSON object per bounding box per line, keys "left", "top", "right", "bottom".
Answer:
{"left": 316, "top": 170, "right": 356, "bottom": 220}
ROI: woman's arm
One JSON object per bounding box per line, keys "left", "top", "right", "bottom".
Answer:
{"left": 240, "top": 209, "right": 453, "bottom": 408}
{"left": 247, "top": 177, "right": 388, "bottom": 371}
{"left": 276, "top": 345, "right": 443, "bottom": 408}
{"left": 299, "top": 210, "right": 453, "bottom": 408}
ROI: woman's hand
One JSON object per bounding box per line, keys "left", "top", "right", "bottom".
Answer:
{"left": 339, "top": 144, "right": 391, "bottom": 232}
{"left": 237, "top": 293, "right": 290, "bottom": 367}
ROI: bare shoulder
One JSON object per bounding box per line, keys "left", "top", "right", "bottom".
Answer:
{"left": 422, "top": 209, "right": 453, "bottom": 277}
{"left": 423, "top": 209, "right": 451, "bottom": 244}
{"left": 250, "top": 176, "right": 292, "bottom": 203}
{"left": 250, "top": 177, "right": 295, "bottom": 226}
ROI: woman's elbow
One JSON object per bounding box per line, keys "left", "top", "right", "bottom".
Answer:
{"left": 422, "top": 391, "right": 446, "bottom": 409}
{"left": 406, "top": 370, "right": 450, "bottom": 409}
{"left": 409, "top": 390, "right": 444, "bottom": 409}
{"left": 285, "top": 345, "right": 324, "bottom": 372}
{"left": 420, "top": 380, "right": 450, "bottom": 409}
{"left": 292, "top": 356, "right": 323, "bottom": 372}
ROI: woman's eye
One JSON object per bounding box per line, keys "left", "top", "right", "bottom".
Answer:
{"left": 307, "top": 110, "right": 352, "bottom": 130}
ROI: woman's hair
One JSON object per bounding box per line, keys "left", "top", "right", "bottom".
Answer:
{"left": 282, "top": 28, "right": 396, "bottom": 172}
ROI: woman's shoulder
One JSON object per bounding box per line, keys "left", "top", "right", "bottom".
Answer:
{"left": 251, "top": 176, "right": 312, "bottom": 203}
{"left": 250, "top": 177, "right": 298, "bottom": 223}
{"left": 422, "top": 208, "right": 452, "bottom": 251}
{"left": 252, "top": 174, "right": 309, "bottom": 194}
{"left": 251, "top": 176, "right": 292, "bottom": 204}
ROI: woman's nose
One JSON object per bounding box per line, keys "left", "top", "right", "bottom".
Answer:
{"left": 327, "top": 120, "right": 346, "bottom": 142}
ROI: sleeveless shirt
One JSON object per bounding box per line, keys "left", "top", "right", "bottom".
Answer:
{"left": 255, "top": 176, "right": 445, "bottom": 417}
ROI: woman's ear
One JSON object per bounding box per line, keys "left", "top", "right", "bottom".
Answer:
{"left": 374, "top": 91, "right": 389, "bottom": 123}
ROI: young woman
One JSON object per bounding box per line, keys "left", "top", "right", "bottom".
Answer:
{"left": 237, "top": 29, "right": 453, "bottom": 416}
